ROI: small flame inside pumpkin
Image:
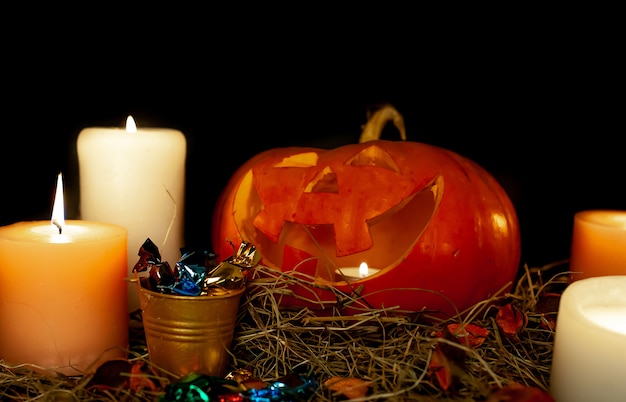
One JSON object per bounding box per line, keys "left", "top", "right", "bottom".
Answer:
{"left": 359, "top": 262, "right": 369, "bottom": 277}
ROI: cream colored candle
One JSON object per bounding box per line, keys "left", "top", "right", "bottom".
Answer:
{"left": 549, "top": 276, "right": 626, "bottom": 402}
{"left": 77, "top": 116, "right": 186, "bottom": 312}
{"left": 569, "top": 210, "right": 626, "bottom": 281}
{"left": 0, "top": 175, "right": 128, "bottom": 376}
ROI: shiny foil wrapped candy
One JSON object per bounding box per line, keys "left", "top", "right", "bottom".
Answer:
{"left": 160, "top": 371, "right": 318, "bottom": 402}
{"left": 133, "top": 238, "right": 261, "bottom": 296}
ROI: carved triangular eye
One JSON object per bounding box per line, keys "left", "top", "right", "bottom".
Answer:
{"left": 304, "top": 166, "right": 338, "bottom": 193}
{"left": 273, "top": 152, "right": 318, "bottom": 167}
{"left": 346, "top": 145, "right": 400, "bottom": 173}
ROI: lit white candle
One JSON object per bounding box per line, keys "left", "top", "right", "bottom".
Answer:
{"left": 77, "top": 116, "right": 186, "bottom": 311}
{"left": 550, "top": 275, "right": 626, "bottom": 401}
{"left": 336, "top": 262, "right": 380, "bottom": 281}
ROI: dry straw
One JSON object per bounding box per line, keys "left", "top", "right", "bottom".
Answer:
{"left": 1, "top": 261, "right": 568, "bottom": 401}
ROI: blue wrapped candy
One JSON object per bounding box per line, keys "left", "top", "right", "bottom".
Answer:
{"left": 160, "top": 372, "right": 317, "bottom": 402}
{"left": 133, "top": 239, "right": 260, "bottom": 296}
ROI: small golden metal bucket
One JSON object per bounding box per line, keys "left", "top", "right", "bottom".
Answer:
{"left": 135, "top": 277, "right": 245, "bottom": 379}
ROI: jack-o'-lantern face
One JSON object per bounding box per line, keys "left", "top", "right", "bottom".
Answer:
{"left": 212, "top": 106, "right": 520, "bottom": 317}
{"left": 232, "top": 144, "right": 442, "bottom": 280}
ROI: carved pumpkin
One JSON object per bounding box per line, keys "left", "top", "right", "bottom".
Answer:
{"left": 212, "top": 105, "right": 521, "bottom": 317}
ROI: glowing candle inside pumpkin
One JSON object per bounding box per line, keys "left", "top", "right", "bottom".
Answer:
{"left": 77, "top": 115, "right": 186, "bottom": 312}
{"left": 337, "top": 262, "right": 380, "bottom": 281}
{"left": 550, "top": 276, "right": 626, "bottom": 401}
{"left": 0, "top": 174, "right": 128, "bottom": 376}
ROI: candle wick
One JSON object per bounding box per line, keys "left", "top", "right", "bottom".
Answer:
{"left": 52, "top": 220, "right": 62, "bottom": 234}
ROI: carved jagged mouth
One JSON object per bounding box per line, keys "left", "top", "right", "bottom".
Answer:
{"left": 233, "top": 167, "right": 443, "bottom": 279}
{"left": 232, "top": 145, "right": 443, "bottom": 279}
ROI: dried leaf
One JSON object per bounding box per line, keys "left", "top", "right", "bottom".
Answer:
{"left": 86, "top": 359, "right": 132, "bottom": 391}
{"left": 535, "top": 293, "right": 560, "bottom": 331}
{"left": 324, "top": 376, "right": 373, "bottom": 399}
{"left": 496, "top": 303, "right": 527, "bottom": 342}
{"left": 446, "top": 323, "right": 489, "bottom": 348}
{"left": 487, "top": 383, "right": 555, "bottom": 402}
{"left": 128, "top": 361, "right": 160, "bottom": 392}
{"left": 428, "top": 344, "right": 454, "bottom": 391}
{"left": 428, "top": 325, "right": 469, "bottom": 392}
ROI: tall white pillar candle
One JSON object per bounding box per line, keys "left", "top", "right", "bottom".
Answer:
{"left": 549, "top": 275, "right": 626, "bottom": 402}
{"left": 77, "top": 116, "right": 186, "bottom": 311}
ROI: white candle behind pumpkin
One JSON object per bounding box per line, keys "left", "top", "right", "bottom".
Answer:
{"left": 77, "top": 116, "right": 186, "bottom": 312}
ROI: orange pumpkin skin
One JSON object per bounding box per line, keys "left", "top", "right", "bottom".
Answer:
{"left": 212, "top": 139, "right": 521, "bottom": 317}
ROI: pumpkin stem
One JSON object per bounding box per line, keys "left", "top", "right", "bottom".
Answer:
{"left": 359, "top": 103, "right": 407, "bottom": 143}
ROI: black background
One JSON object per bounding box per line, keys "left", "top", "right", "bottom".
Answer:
{"left": 1, "top": 8, "right": 622, "bottom": 270}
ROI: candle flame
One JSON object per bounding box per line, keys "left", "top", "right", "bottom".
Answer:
{"left": 51, "top": 173, "right": 65, "bottom": 233}
{"left": 359, "top": 262, "right": 369, "bottom": 278}
{"left": 126, "top": 115, "right": 137, "bottom": 133}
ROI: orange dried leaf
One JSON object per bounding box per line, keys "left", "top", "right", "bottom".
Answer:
{"left": 539, "top": 313, "right": 557, "bottom": 331}
{"left": 324, "top": 376, "right": 373, "bottom": 399}
{"left": 446, "top": 323, "right": 489, "bottom": 348}
{"left": 496, "top": 303, "right": 527, "bottom": 341}
{"left": 129, "top": 361, "right": 160, "bottom": 392}
{"left": 428, "top": 344, "right": 453, "bottom": 391}
{"left": 487, "top": 383, "right": 555, "bottom": 402}
{"left": 429, "top": 324, "right": 471, "bottom": 392}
